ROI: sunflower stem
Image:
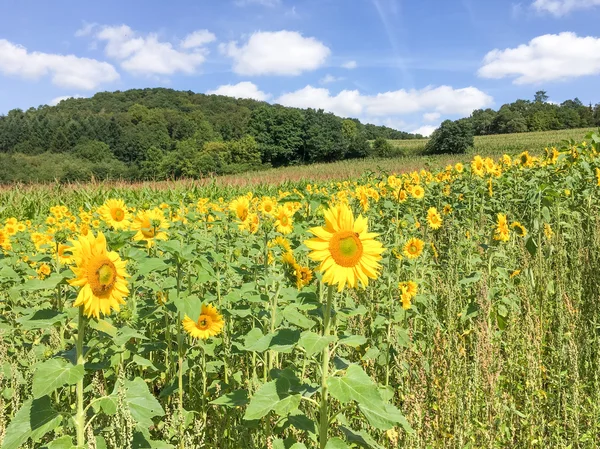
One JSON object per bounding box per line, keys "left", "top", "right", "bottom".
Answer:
{"left": 177, "top": 311, "right": 185, "bottom": 449}
{"left": 319, "top": 284, "right": 334, "bottom": 449}
{"left": 74, "top": 305, "right": 86, "bottom": 448}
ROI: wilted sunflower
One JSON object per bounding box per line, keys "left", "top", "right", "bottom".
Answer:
{"left": 98, "top": 199, "right": 131, "bottom": 230}
{"left": 182, "top": 304, "right": 224, "bottom": 339}
{"left": 69, "top": 231, "right": 129, "bottom": 319}
{"left": 426, "top": 207, "right": 442, "bottom": 230}
{"left": 403, "top": 237, "right": 424, "bottom": 259}
{"left": 132, "top": 208, "right": 169, "bottom": 247}
{"left": 511, "top": 221, "right": 527, "bottom": 238}
{"left": 304, "top": 202, "right": 385, "bottom": 291}
{"left": 275, "top": 206, "right": 293, "bottom": 234}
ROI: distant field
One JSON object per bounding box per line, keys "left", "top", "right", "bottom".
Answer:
{"left": 388, "top": 127, "right": 597, "bottom": 156}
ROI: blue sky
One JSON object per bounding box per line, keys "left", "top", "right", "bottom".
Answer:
{"left": 1, "top": 0, "right": 599, "bottom": 135}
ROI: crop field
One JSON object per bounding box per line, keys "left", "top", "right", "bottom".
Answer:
{"left": 1, "top": 131, "right": 600, "bottom": 449}
{"left": 389, "top": 127, "right": 598, "bottom": 156}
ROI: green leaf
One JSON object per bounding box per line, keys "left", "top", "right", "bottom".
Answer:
{"left": 328, "top": 364, "right": 410, "bottom": 431}
{"left": 136, "top": 258, "right": 169, "bottom": 276}
{"left": 242, "top": 328, "right": 272, "bottom": 352}
{"left": 114, "top": 326, "right": 148, "bottom": 347}
{"left": 325, "top": 438, "right": 350, "bottom": 449}
{"left": 298, "top": 331, "right": 337, "bottom": 357}
{"left": 173, "top": 294, "right": 202, "bottom": 322}
{"left": 338, "top": 334, "right": 367, "bottom": 348}
{"left": 269, "top": 329, "right": 301, "bottom": 353}
{"left": 45, "top": 436, "right": 74, "bottom": 449}
{"left": 121, "top": 377, "right": 165, "bottom": 428}
{"left": 272, "top": 439, "right": 308, "bottom": 449}
{"left": 20, "top": 274, "right": 64, "bottom": 291}
{"left": 1, "top": 396, "right": 62, "bottom": 449}
{"left": 32, "top": 358, "right": 84, "bottom": 399}
{"left": 525, "top": 236, "right": 538, "bottom": 257}
{"left": 340, "top": 426, "right": 384, "bottom": 449}
{"left": 16, "top": 310, "right": 66, "bottom": 330}
{"left": 283, "top": 305, "right": 315, "bottom": 329}
{"left": 210, "top": 389, "right": 249, "bottom": 408}
{"left": 88, "top": 318, "right": 118, "bottom": 338}
{"left": 244, "top": 377, "right": 301, "bottom": 420}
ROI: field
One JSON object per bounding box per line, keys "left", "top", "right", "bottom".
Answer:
{"left": 1, "top": 130, "right": 600, "bottom": 449}
{"left": 389, "top": 127, "right": 598, "bottom": 156}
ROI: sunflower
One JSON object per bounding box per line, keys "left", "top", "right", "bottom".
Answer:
{"left": 493, "top": 213, "right": 510, "bottom": 242}
{"left": 518, "top": 151, "right": 534, "bottom": 168}
{"left": 304, "top": 203, "right": 385, "bottom": 291}
{"left": 398, "top": 280, "right": 418, "bottom": 298}
{"left": 37, "top": 263, "right": 51, "bottom": 279}
{"left": 295, "top": 265, "right": 313, "bottom": 289}
{"left": 0, "top": 230, "right": 12, "bottom": 251}
{"left": 55, "top": 243, "right": 75, "bottom": 265}
{"left": 69, "top": 231, "right": 129, "bottom": 319}
{"left": 182, "top": 304, "right": 224, "bottom": 339}
{"left": 596, "top": 168, "right": 600, "bottom": 187}
{"left": 400, "top": 291, "right": 412, "bottom": 310}
{"left": 511, "top": 221, "right": 527, "bottom": 238}
{"left": 258, "top": 197, "right": 277, "bottom": 216}
{"left": 275, "top": 206, "right": 293, "bottom": 235}
{"left": 282, "top": 251, "right": 297, "bottom": 267}
{"left": 426, "top": 207, "right": 442, "bottom": 230}
{"left": 98, "top": 199, "right": 131, "bottom": 230}
{"left": 403, "top": 237, "right": 424, "bottom": 260}
{"left": 471, "top": 156, "right": 485, "bottom": 177}
{"left": 543, "top": 223, "right": 554, "bottom": 239}
{"left": 411, "top": 185, "right": 425, "bottom": 200}
{"left": 443, "top": 204, "right": 452, "bottom": 215}
{"left": 454, "top": 162, "right": 464, "bottom": 173}
{"left": 229, "top": 196, "right": 250, "bottom": 222}
{"left": 132, "top": 208, "right": 169, "bottom": 247}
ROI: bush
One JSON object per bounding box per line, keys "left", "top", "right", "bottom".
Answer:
{"left": 372, "top": 137, "right": 394, "bottom": 157}
{"left": 425, "top": 120, "right": 474, "bottom": 155}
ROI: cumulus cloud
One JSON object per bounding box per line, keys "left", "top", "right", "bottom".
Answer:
{"left": 207, "top": 81, "right": 270, "bottom": 101}
{"left": 532, "top": 0, "right": 600, "bottom": 15}
{"left": 276, "top": 84, "right": 492, "bottom": 118}
{"left": 220, "top": 30, "right": 330, "bottom": 76}
{"left": 49, "top": 94, "right": 85, "bottom": 106}
{"left": 478, "top": 32, "right": 600, "bottom": 84}
{"left": 0, "top": 39, "right": 119, "bottom": 90}
{"left": 92, "top": 25, "right": 214, "bottom": 76}
{"left": 342, "top": 60, "right": 357, "bottom": 69}
{"left": 411, "top": 125, "right": 437, "bottom": 137}
{"left": 423, "top": 112, "right": 441, "bottom": 122}
{"left": 180, "top": 30, "right": 216, "bottom": 49}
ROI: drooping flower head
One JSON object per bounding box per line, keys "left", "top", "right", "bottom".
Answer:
{"left": 69, "top": 231, "right": 129, "bottom": 319}
{"left": 182, "top": 304, "right": 224, "bottom": 339}
{"left": 304, "top": 203, "right": 385, "bottom": 291}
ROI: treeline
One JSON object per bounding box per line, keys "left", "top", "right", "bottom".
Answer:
{"left": 0, "top": 88, "right": 420, "bottom": 183}
{"left": 463, "top": 91, "right": 600, "bottom": 136}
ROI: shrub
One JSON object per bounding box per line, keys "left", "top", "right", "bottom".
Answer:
{"left": 425, "top": 120, "right": 474, "bottom": 155}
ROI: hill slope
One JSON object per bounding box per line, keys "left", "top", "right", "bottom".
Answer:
{"left": 0, "top": 88, "right": 420, "bottom": 183}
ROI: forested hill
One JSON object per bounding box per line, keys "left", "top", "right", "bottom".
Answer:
{"left": 0, "top": 88, "right": 420, "bottom": 183}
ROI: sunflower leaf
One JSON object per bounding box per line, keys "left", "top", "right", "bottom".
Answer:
{"left": 32, "top": 358, "right": 84, "bottom": 399}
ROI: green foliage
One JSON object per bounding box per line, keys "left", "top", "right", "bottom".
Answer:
{"left": 0, "top": 88, "right": 413, "bottom": 183}
{"left": 425, "top": 120, "right": 474, "bottom": 155}
{"left": 372, "top": 137, "right": 394, "bottom": 157}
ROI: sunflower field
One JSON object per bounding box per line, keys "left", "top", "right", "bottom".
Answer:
{"left": 1, "top": 132, "right": 600, "bottom": 449}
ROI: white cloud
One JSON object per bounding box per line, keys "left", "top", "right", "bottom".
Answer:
{"left": 180, "top": 30, "right": 216, "bottom": 49}
{"left": 320, "top": 74, "right": 344, "bottom": 84}
{"left": 93, "top": 25, "right": 212, "bottom": 76}
{"left": 75, "top": 22, "right": 97, "bottom": 37}
{"left": 342, "top": 60, "right": 357, "bottom": 69}
{"left": 478, "top": 32, "right": 600, "bottom": 84}
{"left": 207, "top": 81, "right": 270, "bottom": 101}
{"left": 532, "top": 0, "right": 600, "bottom": 15}
{"left": 423, "top": 112, "right": 441, "bottom": 121}
{"left": 221, "top": 30, "right": 330, "bottom": 76}
{"left": 411, "top": 125, "right": 437, "bottom": 137}
{"left": 49, "top": 94, "right": 85, "bottom": 106}
{"left": 276, "top": 84, "right": 492, "bottom": 118}
{"left": 0, "top": 39, "right": 119, "bottom": 90}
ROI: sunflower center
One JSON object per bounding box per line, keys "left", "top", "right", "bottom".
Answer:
{"left": 265, "top": 204, "right": 273, "bottom": 212}
{"left": 281, "top": 216, "right": 289, "bottom": 226}
{"left": 329, "top": 231, "right": 363, "bottom": 267}
{"left": 89, "top": 258, "right": 117, "bottom": 296}
{"left": 197, "top": 314, "right": 213, "bottom": 330}
{"left": 111, "top": 208, "right": 125, "bottom": 221}
{"left": 409, "top": 244, "right": 418, "bottom": 254}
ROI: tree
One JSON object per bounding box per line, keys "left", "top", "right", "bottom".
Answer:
{"left": 534, "top": 91, "right": 549, "bottom": 103}
{"left": 425, "top": 120, "right": 473, "bottom": 155}
{"left": 372, "top": 137, "right": 393, "bottom": 157}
